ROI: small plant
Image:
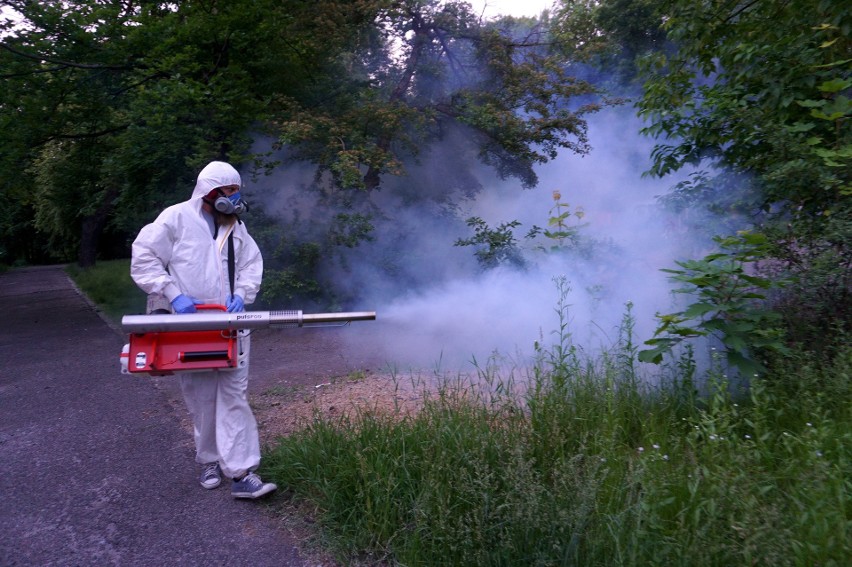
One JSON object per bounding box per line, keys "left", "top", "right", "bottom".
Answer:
{"left": 529, "top": 189, "right": 587, "bottom": 250}
{"left": 454, "top": 216, "right": 525, "bottom": 269}
{"left": 545, "top": 275, "right": 580, "bottom": 379}
{"left": 455, "top": 189, "right": 589, "bottom": 269}
{"left": 639, "top": 231, "right": 789, "bottom": 375}
{"left": 346, "top": 369, "right": 368, "bottom": 382}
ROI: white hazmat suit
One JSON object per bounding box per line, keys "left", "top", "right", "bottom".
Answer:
{"left": 130, "top": 161, "right": 264, "bottom": 479}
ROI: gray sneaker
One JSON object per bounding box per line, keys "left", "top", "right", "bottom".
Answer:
{"left": 200, "top": 462, "right": 222, "bottom": 490}
{"left": 231, "top": 472, "right": 277, "bottom": 499}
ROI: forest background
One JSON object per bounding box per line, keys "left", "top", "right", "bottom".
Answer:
{"left": 2, "top": 1, "right": 849, "bottom": 564}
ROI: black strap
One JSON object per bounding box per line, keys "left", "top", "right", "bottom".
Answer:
{"left": 228, "top": 231, "right": 235, "bottom": 297}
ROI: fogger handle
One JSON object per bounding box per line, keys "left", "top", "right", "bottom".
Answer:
{"left": 121, "top": 310, "right": 376, "bottom": 334}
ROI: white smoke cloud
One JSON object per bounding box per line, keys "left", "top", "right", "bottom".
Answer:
{"left": 322, "top": 108, "right": 709, "bottom": 372}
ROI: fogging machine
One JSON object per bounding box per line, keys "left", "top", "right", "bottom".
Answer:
{"left": 120, "top": 304, "right": 376, "bottom": 376}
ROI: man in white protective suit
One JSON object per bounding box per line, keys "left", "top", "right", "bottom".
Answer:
{"left": 130, "top": 160, "right": 277, "bottom": 499}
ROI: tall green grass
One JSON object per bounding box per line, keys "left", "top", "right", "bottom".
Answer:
{"left": 262, "top": 290, "right": 850, "bottom": 566}
{"left": 66, "top": 259, "right": 147, "bottom": 324}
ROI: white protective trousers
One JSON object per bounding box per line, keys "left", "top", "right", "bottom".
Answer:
{"left": 179, "top": 334, "right": 259, "bottom": 479}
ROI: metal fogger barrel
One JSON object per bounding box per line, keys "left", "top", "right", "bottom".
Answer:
{"left": 120, "top": 307, "right": 376, "bottom": 376}
{"left": 121, "top": 309, "right": 377, "bottom": 334}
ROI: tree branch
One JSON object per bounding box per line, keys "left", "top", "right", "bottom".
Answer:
{"left": 0, "top": 41, "right": 135, "bottom": 71}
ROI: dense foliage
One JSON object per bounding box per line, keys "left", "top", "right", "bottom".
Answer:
{"left": 0, "top": 0, "right": 603, "bottom": 273}
{"left": 635, "top": 0, "right": 850, "bottom": 362}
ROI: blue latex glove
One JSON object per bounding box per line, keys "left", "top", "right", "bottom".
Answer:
{"left": 226, "top": 294, "right": 245, "bottom": 313}
{"left": 171, "top": 294, "right": 201, "bottom": 314}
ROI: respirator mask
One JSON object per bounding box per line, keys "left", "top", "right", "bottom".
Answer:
{"left": 210, "top": 188, "right": 249, "bottom": 216}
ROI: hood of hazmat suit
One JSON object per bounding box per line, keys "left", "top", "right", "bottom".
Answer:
{"left": 130, "top": 161, "right": 263, "bottom": 308}
{"left": 192, "top": 161, "right": 242, "bottom": 199}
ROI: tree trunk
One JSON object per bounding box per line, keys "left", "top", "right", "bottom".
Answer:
{"left": 362, "top": 11, "right": 424, "bottom": 191}
{"left": 77, "top": 217, "right": 100, "bottom": 268}
{"left": 76, "top": 187, "right": 119, "bottom": 268}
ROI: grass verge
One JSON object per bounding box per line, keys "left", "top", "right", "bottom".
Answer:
{"left": 65, "top": 259, "right": 147, "bottom": 325}
{"left": 262, "top": 305, "right": 851, "bottom": 566}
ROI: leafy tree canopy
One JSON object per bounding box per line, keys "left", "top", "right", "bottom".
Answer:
{"left": 549, "top": 0, "right": 668, "bottom": 87}
{"left": 0, "top": 0, "right": 607, "bottom": 268}
{"left": 638, "top": 0, "right": 850, "bottom": 220}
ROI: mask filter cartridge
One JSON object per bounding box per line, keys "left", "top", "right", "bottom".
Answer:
{"left": 214, "top": 191, "right": 247, "bottom": 215}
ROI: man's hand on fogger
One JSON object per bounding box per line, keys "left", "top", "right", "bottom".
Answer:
{"left": 171, "top": 294, "right": 202, "bottom": 314}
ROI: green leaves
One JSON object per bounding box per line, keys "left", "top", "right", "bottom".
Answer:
{"left": 454, "top": 216, "right": 525, "bottom": 270}
{"left": 270, "top": 1, "right": 606, "bottom": 192}
{"left": 632, "top": 0, "right": 850, "bottom": 365}
{"left": 540, "top": 192, "right": 586, "bottom": 249}
{"left": 637, "top": 0, "right": 849, "bottom": 219}
{"left": 639, "top": 233, "right": 789, "bottom": 374}
{"left": 818, "top": 78, "right": 852, "bottom": 94}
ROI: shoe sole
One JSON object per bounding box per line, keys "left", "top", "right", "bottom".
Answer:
{"left": 201, "top": 479, "right": 221, "bottom": 490}
{"left": 232, "top": 483, "right": 277, "bottom": 499}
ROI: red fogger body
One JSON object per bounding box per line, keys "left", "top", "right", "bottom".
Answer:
{"left": 120, "top": 305, "right": 376, "bottom": 376}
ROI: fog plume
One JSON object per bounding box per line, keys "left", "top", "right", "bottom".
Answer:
{"left": 252, "top": 108, "right": 709, "bottom": 372}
